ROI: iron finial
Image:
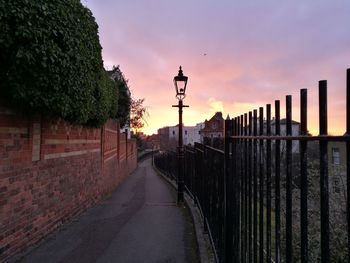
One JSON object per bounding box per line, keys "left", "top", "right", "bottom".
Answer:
{"left": 178, "top": 66, "right": 183, "bottom": 77}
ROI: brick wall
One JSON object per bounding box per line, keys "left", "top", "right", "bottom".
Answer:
{"left": 0, "top": 107, "right": 137, "bottom": 262}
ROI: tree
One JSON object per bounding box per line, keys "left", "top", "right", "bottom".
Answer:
{"left": 107, "top": 65, "right": 132, "bottom": 128}
{"left": 130, "top": 98, "right": 148, "bottom": 133}
{"left": 116, "top": 81, "right": 131, "bottom": 128}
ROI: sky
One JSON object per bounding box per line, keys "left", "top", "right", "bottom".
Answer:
{"left": 82, "top": 0, "right": 350, "bottom": 135}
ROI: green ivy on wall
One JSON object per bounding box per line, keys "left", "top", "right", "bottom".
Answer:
{"left": 0, "top": 0, "right": 127, "bottom": 126}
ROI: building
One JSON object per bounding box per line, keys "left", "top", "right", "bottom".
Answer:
{"left": 189, "top": 123, "right": 205, "bottom": 145}
{"left": 328, "top": 141, "right": 347, "bottom": 197}
{"left": 271, "top": 118, "right": 300, "bottom": 152}
{"left": 143, "top": 134, "right": 161, "bottom": 150}
{"left": 157, "top": 126, "right": 174, "bottom": 149}
{"left": 270, "top": 118, "right": 300, "bottom": 136}
{"left": 158, "top": 126, "right": 170, "bottom": 141}
{"left": 200, "top": 112, "right": 224, "bottom": 142}
{"left": 158, "top": 123, "right": 204, "bottom": 149}
{"left": 169, "top": 123, "right": 204, "bottom": 146}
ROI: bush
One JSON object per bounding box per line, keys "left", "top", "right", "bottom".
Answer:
{"left": 0, "top": 0, "right": 120, "bottom": 125}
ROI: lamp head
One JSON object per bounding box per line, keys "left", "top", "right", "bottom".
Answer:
{"left": 174, "top": 66, "right": 188, "bottom": 100}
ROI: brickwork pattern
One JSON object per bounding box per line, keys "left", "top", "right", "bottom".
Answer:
{"left": 0, "top": 110, "right": 137, "bottom": 262}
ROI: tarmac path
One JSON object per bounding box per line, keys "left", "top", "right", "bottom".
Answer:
{"left": 20, "top": 158, "right": 199, "bottom": 263}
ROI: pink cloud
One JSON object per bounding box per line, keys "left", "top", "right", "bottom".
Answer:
{"left": 84, "top": 0, "right": 350, "bottom": 135}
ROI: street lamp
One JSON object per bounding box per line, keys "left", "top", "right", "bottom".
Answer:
{"left": 174, "top": 66, "right": 188, "bottom": 100}
{"left": 172, "top": 66, "right": 189, "bottom": 204}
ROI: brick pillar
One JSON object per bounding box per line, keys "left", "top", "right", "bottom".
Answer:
{"left": 32, "top": 120, "right": 41, "bottom": 162}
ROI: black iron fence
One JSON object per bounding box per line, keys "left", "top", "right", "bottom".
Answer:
{"left": 154, "top": 68, "right": 350, "bottom": 263}
{"left": 155, "top": 144, "right": 225, "bottom": 262}
{"left": 154, "top": 150, "right": 177, "bottom": 181}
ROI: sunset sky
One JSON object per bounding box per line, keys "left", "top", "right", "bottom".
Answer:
{"left": 83, "top": 0, "right": 350, "bottom": 135}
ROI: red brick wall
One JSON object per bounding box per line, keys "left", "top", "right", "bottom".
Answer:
{"left": 0, "top": 107, "right": 137, "bottom": 261}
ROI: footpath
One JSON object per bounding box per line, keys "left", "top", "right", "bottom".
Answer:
{"left": 19, "top": 158, "right": 199, "bottom": 263}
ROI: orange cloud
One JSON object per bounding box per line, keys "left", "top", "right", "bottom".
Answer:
{"left": 85, "top": 0, "right": 350, "bottom": 136}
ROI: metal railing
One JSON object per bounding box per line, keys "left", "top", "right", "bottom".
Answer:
{"left": 155, "top": 144, "right": 225, "bottom": 263}
{"left": 155, "top": 68, "right": 350, "bottom": 263}
{"left": 154, "top": 150, "right": 177, "bottom": 181}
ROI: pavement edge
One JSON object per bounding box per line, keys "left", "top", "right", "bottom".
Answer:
{"left": 152, "top": 164, "right": 215, "bottom": 263}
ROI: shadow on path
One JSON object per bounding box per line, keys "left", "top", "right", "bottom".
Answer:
{"left": 20, "top": 159, "right": 199, "bottom": 263}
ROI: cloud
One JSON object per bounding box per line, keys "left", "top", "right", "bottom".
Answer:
{"left": 208, "top": 98, "right": 224, "bottom": 115}
{"left": 83, "top": 0, "right": 350, "bottom": 135}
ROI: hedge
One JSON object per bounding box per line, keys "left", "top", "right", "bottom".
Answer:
{"left": 0, "top": 0, "right": 126, "bottom": 126}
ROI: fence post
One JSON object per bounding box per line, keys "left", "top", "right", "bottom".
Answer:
{"left": 266, "top": 104, "right": 272, "bottom": 263}
{"left": 319, "top": 80, "right": 329, "bottom": 263}
{"left": 244, "top": 113, "right": 248, "bottom": 262}
{"left": 241, "top": 114, "right": 245, "bottom": 262}
{"left": 125, "top": 129, "right": 128, "bottom": 162}
{"left": 258, "top": 107, "right": 264, "bottom": 263}
{"left": 346, "top": 68, "right": 350, "bottom": 263}
{"left": 224, "top": 117, "right": 233, "bottom": 263}
{"left": 300, "top": 89, "right": 308, "bottom": 263}
{"left": 253, "top": 109, "right": 258, "bottom": 263}
{"left": 248, "top": 111, "right": 253, "bottom": 263}
{"left": 286, "top": 95, "right": 293, "bottom": 263}
{"left": 233, "top": 117, "right": 241, "bottom": 262}
{"left": 275, "top": 101, "right": 281, "bottom": 263}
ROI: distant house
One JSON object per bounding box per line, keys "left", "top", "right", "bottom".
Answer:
{"left": 200, "top": 112, "right": 224, "bottom": 142}
{"left": 143, "top": 134, "right": 161, "bottom": 150}
{"left": 188, "top": 123, "right": 205, "bottom": 145}
{"left": 158, "top": 126, "right": 170, "bottom": 141}
{"left": 157, "top": 126, "right": 175, "bottom": 150}
{"left": 169, "top": 123, "right": 204, "bottom": 146}
{"left": 157, "top": 123, "right": 204, "bottom": 149}
{"left": 270, "top": 118, "right": 300, "bottom": 136}
{"left": 271, "top": 118, "right": 300, "bottom": 152}
{"left": 328, "top": 141, "right": 347, "bottom": 198}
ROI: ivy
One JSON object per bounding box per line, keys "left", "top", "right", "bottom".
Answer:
{"left": 116, "top": 81, "right": 131, "bottom": 128}
{"left": 0, "top": 0, "right": 122, "bottom": 126}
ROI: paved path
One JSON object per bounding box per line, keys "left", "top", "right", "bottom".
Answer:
{"left": 20, "top": 159, "right": 199, "bottom": 263}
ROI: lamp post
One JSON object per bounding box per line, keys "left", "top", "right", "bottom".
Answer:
{"left": 172, "top": 66, "right": 189, "bottom": 204}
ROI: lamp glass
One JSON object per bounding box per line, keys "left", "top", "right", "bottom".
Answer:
{"left": 174, "top": 66, "right": 188, "bottom": 98}
{"left": 175, "top": 79, "right": 187, "bottom": 95}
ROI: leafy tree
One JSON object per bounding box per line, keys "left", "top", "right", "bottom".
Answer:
{"left": 107, "top": 65, "right": 131, "bottom": 128}
{"left": 116, "top": 81, "right": 131, "bottom": 128}
{"left": 132, "top": 132, "right": 144, "bottom": 151}
{"left": 0, "top": 0, "right": 119, "bottom": 126}
{"left": 130, "top": 98, "right": 148, "bottom": 133}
